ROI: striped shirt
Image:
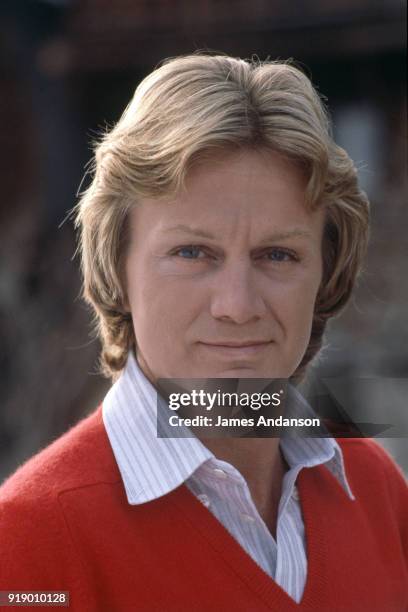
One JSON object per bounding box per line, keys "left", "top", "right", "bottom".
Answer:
{"left": 102, "top": 351, "right": 354, "bottom": 603}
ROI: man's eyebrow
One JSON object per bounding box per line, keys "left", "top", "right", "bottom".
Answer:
{"left": 163, "top": 224, "right": 313, "bottom": 242}
{"left": 258, "top": 229, "right": 313, "bottom": 243}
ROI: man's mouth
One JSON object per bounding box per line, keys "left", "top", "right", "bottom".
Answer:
{"left": 198, "top": 340, "right": 272, "bottom": 358}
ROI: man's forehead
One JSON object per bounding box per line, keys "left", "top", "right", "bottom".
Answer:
{"left": 127, "top": 147, "right": 323, "bottom": 242}
{"left": 128, "top": 194, "right": 323, "bottom": 245}
{"left": 184, "top": 148, "right": 305, "bottom": 188}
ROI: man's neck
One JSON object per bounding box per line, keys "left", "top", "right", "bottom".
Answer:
{"left": 199, "top": 436, "right": 289, "bottom": 539}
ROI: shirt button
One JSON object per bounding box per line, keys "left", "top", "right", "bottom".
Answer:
{"left": 213, "top": 468, "right": 228, "bottom": 479}
{"left": 241, "top": 512, "right": 256, "bottom": 523}
{"left": 292, "top": 486, "right": 300, "bottom": 501}
{"left": 197, "top": 493, "right": 211, "bottom": 508}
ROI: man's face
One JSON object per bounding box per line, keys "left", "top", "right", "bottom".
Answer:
{"left": 125, "top": 149, "right": 324, "bottom": 382}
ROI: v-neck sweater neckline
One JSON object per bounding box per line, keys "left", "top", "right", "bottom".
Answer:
{"left": 169, "top": 466, "right": 329, "bottom": 610}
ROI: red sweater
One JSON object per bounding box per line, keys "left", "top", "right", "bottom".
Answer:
{"left": 0, "top": 405, "right": 407, "bottom": 612}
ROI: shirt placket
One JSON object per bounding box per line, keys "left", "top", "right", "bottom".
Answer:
{"left": 188, "top": 461, "right": 279, "bottom": 579}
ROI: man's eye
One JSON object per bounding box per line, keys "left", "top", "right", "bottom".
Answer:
{"left": 264, "top": 248, "right": 297, "bottom": 262}
{"left": 174, "top": 246, "right": 206, "bottom": 259}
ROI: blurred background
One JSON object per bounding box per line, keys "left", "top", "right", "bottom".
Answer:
{"left": 0, "top": 0, "right": 406, "bottom": 482}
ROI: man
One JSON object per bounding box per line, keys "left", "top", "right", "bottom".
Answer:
{"left": 0, "top": 54, "right": 407, "bottom": 611}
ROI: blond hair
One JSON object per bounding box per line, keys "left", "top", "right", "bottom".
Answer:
{"left": 75, "top": 53, "right": 369, "bottom": 380}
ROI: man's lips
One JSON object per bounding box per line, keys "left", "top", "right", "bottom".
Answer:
{"left": 200, "top": 341, "right": 271, "bottom": 347}
{"left": 197, "top": 340, "right": 272, "bottom": 358}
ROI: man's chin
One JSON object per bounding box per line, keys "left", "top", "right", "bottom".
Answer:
{"left": 195, "top": 366, "right": 286, "bottom": 379}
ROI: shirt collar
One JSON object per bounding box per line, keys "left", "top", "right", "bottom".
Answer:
{"left": 282, "top": 385, "right": 355, "bottom": 500}
{"left": 102, "top": 352, "right": 354, "bottom": 505}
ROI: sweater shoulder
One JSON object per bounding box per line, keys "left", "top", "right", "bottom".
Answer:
{"left": 0, "top": 404, "right": 120, "bottom": 507}
{"left": 336, "top": 437, "right": 408, "bottom": 505}
{"left": 337, "top": 437, "right": 406, "bottom": 478}
{"left": 0, "top": 406, "right": 120, "bottom": 595}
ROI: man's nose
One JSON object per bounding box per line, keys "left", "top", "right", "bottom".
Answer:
{"left": 209, "top": 260, "right": 267, "bottom": 324}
